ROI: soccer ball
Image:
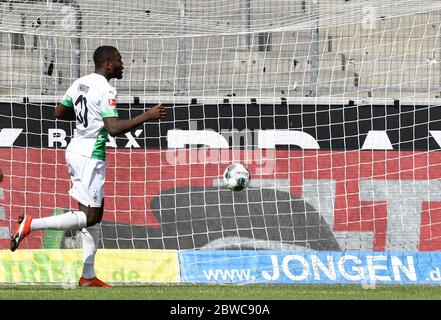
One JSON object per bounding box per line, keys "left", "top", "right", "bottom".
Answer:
{"left": 223, "top": 163, "right": 250, "bottom": 191}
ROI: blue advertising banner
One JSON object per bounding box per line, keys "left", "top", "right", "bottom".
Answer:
{"left": 179, "top": 250, "right": 441, "bottom": 285}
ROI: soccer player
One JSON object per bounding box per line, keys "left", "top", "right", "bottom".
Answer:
{"left": 10, "top": 45, "right": 166, "bottom": 287}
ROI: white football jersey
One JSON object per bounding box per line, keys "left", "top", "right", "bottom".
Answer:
{"left": 59, "top": 73, "right": 119, "bottom": 160}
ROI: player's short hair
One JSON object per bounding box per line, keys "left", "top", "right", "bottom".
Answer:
{"left": 93, "top": 46, "right": 119, "bottom": 68}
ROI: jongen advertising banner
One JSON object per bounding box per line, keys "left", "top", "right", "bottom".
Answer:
{"left": 179, "top": 250, "right": 441, "bottom": 285}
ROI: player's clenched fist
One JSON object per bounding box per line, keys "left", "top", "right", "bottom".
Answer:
{"left": 145, "top": 103, "right": 166, "bottom": 121}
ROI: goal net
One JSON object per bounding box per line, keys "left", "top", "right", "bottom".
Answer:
{"left": 1, "top": 0, "right": 441, "bottom": 285}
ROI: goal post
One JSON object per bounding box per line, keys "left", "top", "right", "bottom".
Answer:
{"left": 1, "top": 0, "right": 441, "bottom": 285}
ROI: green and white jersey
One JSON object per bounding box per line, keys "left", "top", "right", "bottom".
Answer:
{"left": 59, "top": 73, "right": 119, "bottom": 161}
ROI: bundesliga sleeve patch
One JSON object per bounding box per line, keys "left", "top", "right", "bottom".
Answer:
{"left": 108, "top": 98, "right": 117, "bottom": 108}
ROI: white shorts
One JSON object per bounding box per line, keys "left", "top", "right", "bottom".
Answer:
{"left": 65, "top": 150, "right": 106, "bottom": 208}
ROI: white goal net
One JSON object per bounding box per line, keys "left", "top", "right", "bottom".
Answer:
{"left": 1, "top": 0, "right": 441, "bottom": 285}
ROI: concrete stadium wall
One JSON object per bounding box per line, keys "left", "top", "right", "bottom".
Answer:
{"left": 0, "top": 0, "right": 440, "bottom": 98}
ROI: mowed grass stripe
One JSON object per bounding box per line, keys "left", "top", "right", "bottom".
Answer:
{"left": 0, "top": 285, "right": 440, "bottom": 300}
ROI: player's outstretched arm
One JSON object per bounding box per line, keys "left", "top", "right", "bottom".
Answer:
{"left": 103, "top": 103, "right": 166, "bottom": 137}
{"left": 54, "top": 103, "right": 76, "bottom": 121}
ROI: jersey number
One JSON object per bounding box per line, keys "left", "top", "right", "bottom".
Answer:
{"left": 75, "top": 95, "right": 89, "bottom": 128}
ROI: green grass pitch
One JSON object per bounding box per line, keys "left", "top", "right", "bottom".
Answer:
{"left": 0, "top": 284, "right": 440, "bottom": 300}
